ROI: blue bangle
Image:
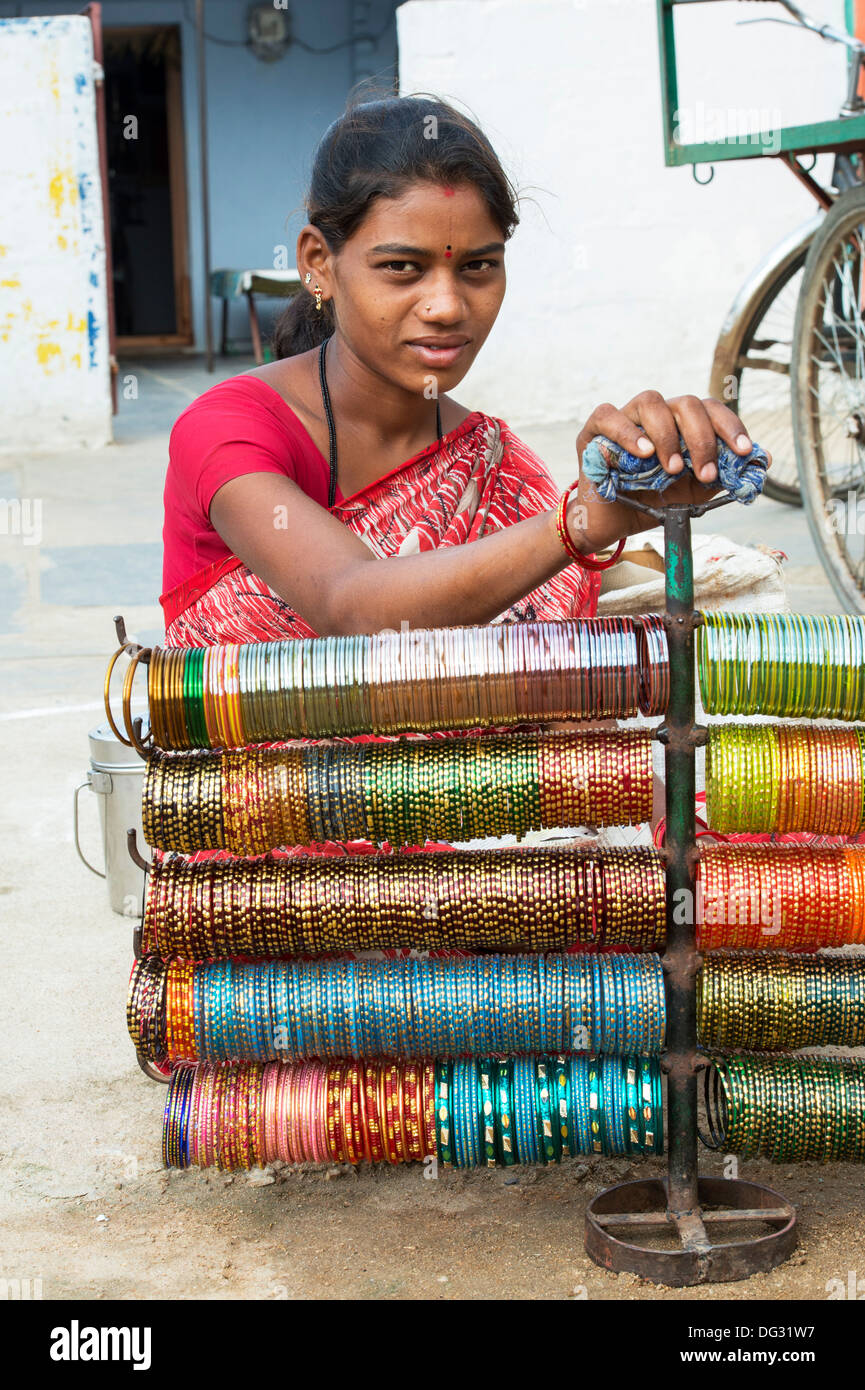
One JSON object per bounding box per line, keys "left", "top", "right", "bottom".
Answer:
{"left": 608, "top": 1056, "right": 626, "bottom": 1155}
{"left": 384, "top": 960, "right": 397, "bottom": 1057}
{"left": 569, "top": 1056, "right": 583, "bottom": 1152}
{"left": 554, "top": 1055, "right": 572, "bottom": 1158}
{"left": 193, "top": 964, "right": 203, "bottom": 1062}
{"left": 453, "top": 1058, "right": 468, "bottom": 1168}
{"left": 436, "top": 1060, "right": 453, "bottom": 1169}
{"left": 245, "top": 964, "right": 259, "bottom": 1061}
{"left": 588, "top": 1056, "right": 604, "bottom": 1155}
{"left": 287, "top": 962, "right": 300, "bottom": 1058}
{"left": 618, "top": 957, "right": 632, "bottom": 1055}
{"left": 480, "top": 956, "right": 493, "bottom": 1054}
{"left": 456, "top": 960, "right": 471, "bottom": 1057}
{"left": 327, "top": 962, "right": 339, "bottom": 1059}
{"left": 602, "top": 956, "right": 615, "bottom": 1056}
{"left": 479, "top": 1059, "right": 496, "bottom": 1167}
{"left": 358, "top": 960, "right": 371, "bottom": 1056}
{"left": 652, "top": 1055, "right": 664, "bottom": 1154}
{"left": 162, "top": 1070, "right": 176, "bottom": 1167}
{"left": 295, "top": 961, "right": 307, "bottom": 1057}
{"left": 514, "top": 1055, "right": 538, "bottom": 1163}
{"left": 212, "top": 961, "right": 224, "bottom": 1062}
{"left": 547, "top": 954, "right": 563, "bottom": 1052}
{"left": 631, "top": 1056, "right": 645, "bottom": 1156}
{"left": 235, "top": 963, "right": 247, "bottom": 1061}
{"left": 572, "top": 1056, "right": 586, "bottom": 1156}
{"left": 536, "top": 1057, "right": 557, "bottom": 1164}
{"left": 178, "top": 1065, "right": 194, "bottom": 1167}
{"left": 496, "top": 1059, "right": 516, "bottom": 1165}
{"left": 590, "top": 954, "right": 603, "bottom": 1053}
{"left": 502, "top": 956, "right": 516, "bottom": 1053}
{"left": 466, "top": 1058, "right": 482, "bottom": 1168}
{"left": 537, "top": 954, "right": 547, "bottom": 1056}
{"left": 521, "top": 956, "right": 535, "bottom": 1054}
{"left": 615, "top": 958, "right": 627, "bottom": 1055}
{"left": 346, "top": 961, "right": 359, "bottom": 1059}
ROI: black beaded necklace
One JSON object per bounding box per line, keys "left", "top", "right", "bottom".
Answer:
{"left": 318, "top": 334, "right": 443, "bottom": 509}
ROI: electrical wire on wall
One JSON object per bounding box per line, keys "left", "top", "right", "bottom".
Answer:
{"left": 180, "top": 0, "right": 395, "bottom": 54}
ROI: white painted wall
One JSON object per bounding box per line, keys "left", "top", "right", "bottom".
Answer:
{"left": 397, "top": 0, "right": 849, "bottom": 425}
{"left": 0, "top": 15, "right": 112, "bottom": 450}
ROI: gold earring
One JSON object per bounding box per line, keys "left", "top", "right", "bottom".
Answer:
{"left": 304, "top": 272, "right": 311, "bottom": 284}
{"left": 314, "top": 284, "right": 323, "bottom": 312}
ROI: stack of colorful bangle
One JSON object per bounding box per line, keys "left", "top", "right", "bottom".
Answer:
{"left": 697, "top": 951, "right": 865, "bottom": 1050}
{"left": 635, "top": 613, "right": 670, "bottom": 719}
{"left": 702, "top": 1054, "right": 865, "bottom": 1163}
{"left": 142, "top": 728, "right": 654, "bottom": 854}
{"left": 697, "top": 611, "right": 865, "bottom": 720}
{"left": 705, "top": 724, "right": 865, "bottom": 836}
{"left": 142, "top": 845, "right": 668, "bottom": 957}
{"left": 136, "top": 616, "right": 670, "bottom": 751}
{"left": 696, "top": 844, "right": 865, "bottom": 949}
{"left": 130, "top": 952, "right": 665, "bottom": 1067}
{"left": 127, "top": 953, "right": 168, "bottom": 1075}
{"left": 162, "top": 1054, "right": 664, "bottom": 1170}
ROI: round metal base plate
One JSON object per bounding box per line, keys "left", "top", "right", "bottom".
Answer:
{"left": 585, "top": 1177, "right": 797, "bottom": 1287}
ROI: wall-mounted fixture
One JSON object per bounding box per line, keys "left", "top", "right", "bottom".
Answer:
{"left": 247, "top": 2, "right": 292, "bottom": 62}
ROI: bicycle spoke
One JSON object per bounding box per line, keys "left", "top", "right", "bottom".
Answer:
{"left": 794, "top": 190, "right": 865, "bottom": 609}
{"left": 737, "top": 356, "right": 789, "bottom": 375}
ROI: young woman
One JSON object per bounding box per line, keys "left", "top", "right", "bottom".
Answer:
{"left": 160, "top": 95, "right": 762, "bottom": 646}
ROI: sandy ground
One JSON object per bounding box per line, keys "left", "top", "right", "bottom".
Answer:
{"left": 1, "top": 356, "right": 861, "bottom": 1302}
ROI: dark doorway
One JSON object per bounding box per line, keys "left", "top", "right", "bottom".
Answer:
{"left": 104, "top": 26, "right": 191, "bottom": 346}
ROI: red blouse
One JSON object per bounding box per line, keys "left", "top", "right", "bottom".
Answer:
{"left": 161, "top": 374, "right": 344, "bottom": 597}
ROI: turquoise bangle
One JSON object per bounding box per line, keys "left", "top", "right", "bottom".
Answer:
{"left": 554, "top": 1056, "right": 572, "bottom": 1158}
{"left": 496, "top": 1059, "right": 516, "bottom": 1166}
{"left": 536, "top": 1057, "right": 558, "bottom": 1165}
{"left": 479, "top": 1059, "right": 497, "bottom": 1168}
{"left": 436, "top": 1060, "right": 453, "bottom": 1169}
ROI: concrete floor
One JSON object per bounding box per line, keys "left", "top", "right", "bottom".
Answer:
{"left": 0, "top": 354, "right": 857, "bottom": 1301}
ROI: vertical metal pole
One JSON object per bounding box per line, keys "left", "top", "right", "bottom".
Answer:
{"left": 196, "top": 0, "right": 214, "bottom": 372}
{"left": 662, "top": 506, "right": 699, "bottom": 1216}
{"left": 655, "top": 1, "right": 682, "bottom": 166}
{"left": 81, "top": 3, "right": 118, "bottom": 414}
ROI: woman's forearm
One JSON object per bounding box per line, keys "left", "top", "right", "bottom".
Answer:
{"left": 209, "top": 473, "right": 601, "bottom": 637}
{"left": 326, "top": 505, "right": 583, "bottom": 634}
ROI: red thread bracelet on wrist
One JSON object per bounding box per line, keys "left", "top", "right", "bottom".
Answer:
{"left": 555, "top": 486, "right": 626, "bottom": 571}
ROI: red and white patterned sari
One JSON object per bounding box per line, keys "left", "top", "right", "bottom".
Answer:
{"left": 159, "top": 411, "right": 599, "bottom": 857}
{"left": 161, "top": 411, "right": 599, "bottom": 644}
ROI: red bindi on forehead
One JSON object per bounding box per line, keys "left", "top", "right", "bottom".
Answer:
{"left": 441, "top": 185, "right": 455, "bottom": 255}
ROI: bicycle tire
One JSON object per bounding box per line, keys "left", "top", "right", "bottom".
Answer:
{"left": 792, "top": 183, "right": 865, "bottom": 613}
{"left": 711, "top": 249, "right": 807, "bottom": 507}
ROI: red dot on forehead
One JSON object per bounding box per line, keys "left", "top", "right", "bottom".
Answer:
{"left": 442, "top": 185, "right": 455, "bottom": 197}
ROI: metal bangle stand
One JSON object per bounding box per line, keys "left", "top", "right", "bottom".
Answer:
{"left": 585, "top": 494, "right": 796, "bottom": 1286}
{"left": 115, "top": 507, "right": 800, "bottom": 1278}
{"left": 108, "top": 616, "right": 166, "bottom": 1085}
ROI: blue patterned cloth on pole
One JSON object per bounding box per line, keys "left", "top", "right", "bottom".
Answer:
{"left": 581, "top": 433, "right": 769, "bottom": 505}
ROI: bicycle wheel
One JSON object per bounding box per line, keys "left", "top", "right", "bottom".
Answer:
{"left": 711, "top": 246, "right": 807, "bottom": 506}
{"left": 792, "top": 184, "right": 865, "bottom": 613}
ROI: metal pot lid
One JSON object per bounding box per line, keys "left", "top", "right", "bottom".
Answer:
{"left": 87, "top": 719, "right": 149, "bottom": 770}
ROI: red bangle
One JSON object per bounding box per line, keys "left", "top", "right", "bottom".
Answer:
{"left": 555, "top": 487, "right": 627, "bottom": 571}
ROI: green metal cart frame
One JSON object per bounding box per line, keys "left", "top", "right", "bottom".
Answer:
{"left": 657, "top": 0, "right": 865, "bottom": 171}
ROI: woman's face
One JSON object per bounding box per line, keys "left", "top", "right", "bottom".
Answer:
{"left": 319, "top": 179, "right": 507, "bottom": 395}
